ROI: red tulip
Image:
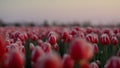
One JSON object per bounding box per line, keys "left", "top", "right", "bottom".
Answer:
{"left": 86, "top": 33, "right": 98, "bottom": 44}
{"left": 62, "top": 54, "right": 74, "bottom": 68}
{"left": 19, "top": 45, "right": 25, "bottom": 54}
{"left": 47, "top": 35, "right": 57, "bottom": 45}
{"left": 86, "top": 34, "right": 94, "bottom": 43}
{"left": 80, "top": 62, "right": 90, "bottom": 68}
{"left": 31, "top": 34, "right": 38, "bottom": 41}
{"left": 111, "top": 36, "right": 118, "bottom": 45}
{"left": 90, "top": 62, "right": 99, "bottom": 68}
{"left": 69, "top": 38, "right": 93, "bottom": 61}
{"left": 93, "top": 44, "right": 99, "bottom": 54}
{"left": 86, "top": 27, "right": 93, "bottom": 33}
{"left": 71, "top": 29, "right": 77, "bottom": 37}
{"left": 103, "top": 28, "right": 111, "bottom": 35}
{"left": 62, "top": 30, "right": 72, "bottom": 43}
{"left": 31, "top": 46, "right": 44, "bottom": 62}
{"left": 6, "top": 49, "right": 24, "bottom": 68}
{"left": 41, "top": 42, "right": 52, "bottom": 53}
{"left": 117, "top": 49, "right": 120, "bottom": 57}
{"left": 0, "top": 35, "right": 7, "bottom": 68}
{"left": 100, "top": 34, "right": 110, "bottom": 45}
{"left": 18, "top": 33, "right": 26, "bottom": 42}
{"left": 104, "top": 56, "right": 120, "bottom": 68}
{"left": 113, "top": 28, "right": 119, "bottom": 35}
{"left": 37, "top": 39, "right": 43, "bottom": 47}
{"left": 77, "top": 31, "right": 85, "bottom": 38}
{"left": 34, "top": 53, "right": 62, "bottom": 68}
{"left": 74, "top": 26, "right": 80, "bottom": 31}
{"left": 47, "top": 31, "right": 56, "bottom": 38}
{"left": 53, "top": 43, "right": 59, "bottom": 51}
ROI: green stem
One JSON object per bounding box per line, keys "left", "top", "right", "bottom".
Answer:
{"left": 25, "top": 39, "right": 32, "bottom": 68}
{"left": 74, "top": 61, "right": 80, "bottom": 68}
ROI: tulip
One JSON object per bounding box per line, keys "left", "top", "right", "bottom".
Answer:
{"left": 37, "top": 39, "right": 43, "bottom": 46}
{"left": 117, "top": 49, "right": 120, "bottom": 57}
{"left": 86, "top": 27, "right": 93, "bottom": 33}
{"left": 19, "top": 45, "right": 25, "bottom": 54}
{"left": 86, "top": 33, "right": 98, "bottom": 44}
{"left": 62, "top": 54, "right": 74, "bottom": 68}
{"left": 41, "top": 42, "right": 52, "bottom": 53}
{"left": 113, "top": 28, "right": 119, "bottom": 35}
{"left": 90, "top": 62, "right": 99, "bottom": 68}
{"left": 62, "top": 30, "right": 72, "bottom": 43}
{"left": 70, "top": 29, "right": 77, "bottom": 37}
{"left": 6, "top": 49, "right": 24, "bottom": 68}
{"left": 53, "top": 43, "right": 59, "bottom": 51}
{"left": 34, "top": 53, "right": 62, "bottom": 68}
{"left": 100, "top": 34, "right": 110, "bottom": 45}
{"left": 47, "top": 35, "right": 57, "bottom": 45}
{"left": 31, "top": 46, "right": 44, "bottom": 62}
{"left": 111, "top": 36, "right": 118, "bottom": 46}
{"left": 30, "top": 43, "right": 35, "bottom": 51}
{"left": 104, "top": 56, "right": 120, "bottom": 68}
{"left": 93, "top": 44, "right": 99, "bottom": 54}
{"left": 69, "top": 38, "right": 93, "bottom": 61}
{"left": 31, "top": 34, "right": 38, "bottom": 41}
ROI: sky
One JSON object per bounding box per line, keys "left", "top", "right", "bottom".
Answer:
{"left": 0, "top": 0, "right": 120, "bottom": 25}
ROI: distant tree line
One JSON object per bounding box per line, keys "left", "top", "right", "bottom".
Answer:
{"left": 0, "top": 19, "right": 120, "bottom": 27}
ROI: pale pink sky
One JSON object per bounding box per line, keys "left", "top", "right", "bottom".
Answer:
{"left": 0, "top": 0, "right": 120, "bottom": 25}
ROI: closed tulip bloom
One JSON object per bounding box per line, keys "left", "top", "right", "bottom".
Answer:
{"left": 104, "top": 56, "right": 120, "bottom": 68}
{"left": 53, "top": 43, "right": 59, "bottom": 51}
{"left": 100, "top": 34, "right": 110, "bottom": 45}
{"left": 70, "top": 29, "right": 77, "bottom": 37}
{"left": 62, "top": 31, "right": 72, "bottom": 42}
{"left": 86, "top": 27, "right": 93, "bottom": 33}
{"left": 69, "top": 38, "right": 93, "bottom": 61}
{"left": 31, "top": 46, "right": 44, "bottom": 62}
{"left": 35, "top": 53, "right": 62, "bottom": 68}
{"left": 47, "top": 35, "right": 57, "bottom": 45}
{"left": 86, "top": 34, "right": 94, "bottom": 43}
{"left": 19, "top": 45, "right": 25, "bottom": 54}
{"left": 62, "top": 54, "right": 74, "bottom": 68}
{"left": 93, "top": 44, "right": 99, "bottom": 54}
{"left": 86, "top": 34, "right": 98, "bottom": 44}
{"left": 41, "top": 42, "right": 52, "bottom": 53}
{"left": 6, "top": 49, "right": 24, "bottom": 68}
{"left": 31, "top": 34, "right": 38, "bottom": 41}
{"left": 113, "top": 28, "right": 119, "bottom": 35}
{"left": 111, "top": 36, "right": 118, "bottom": 46}
{"left": 37, "top": 40, "right": 43, "bottom": 47}
{"left": 90, "top": 62, "right": 99, "bottom": 68}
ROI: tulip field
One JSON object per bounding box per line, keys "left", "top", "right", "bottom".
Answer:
{"left": 0, "top": 26, "right": 120, "bottom": 68}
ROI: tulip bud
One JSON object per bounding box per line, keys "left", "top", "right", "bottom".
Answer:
{"left": 104, "top": 56, "right": 120, "bottom": 68}
{"left": 90, "top": 62, "right": 99, "bottom": 68}
{"left": 7, "top": 49, "right": 24, "bottom": 68}
{"left": 47, "top": 35, "right": 57, "bottom": 45}
{"left": 69, "top": 38, "right": 93, "bottom": 61}
{"left": 100, "top": 34, "right": 110, "bottom": 45}
{"left": 111, "top": 36, "right": 118, "bottom": 46}
{"left": 54, "top": 43, "right": 59, "bottom": 51}
{"left": 35, "top": 53, "right": 62, "bottom": 68}
{"left": 31, "top": 46, "right": 44, "bottom": 62}
{"left": 41, "top": 42, "right": 52, "bottom": 53}
{"left": 93, "top": 44, "right": 99, "bottom": 54}
{"left": 62, "top": 54, "right": 74, "bottom": 68}
{"left": 86, "top": 27, "right": 93, "bottom": 33}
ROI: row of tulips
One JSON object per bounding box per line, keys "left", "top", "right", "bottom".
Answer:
{"left": 0, "top": 26, "right": 120, "bottom": 68}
